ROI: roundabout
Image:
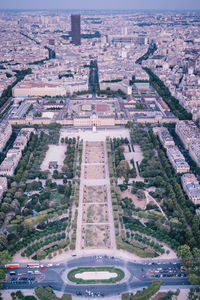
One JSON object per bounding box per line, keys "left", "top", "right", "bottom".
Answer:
{"left": 4, "top": 255, "right": 190, "bottom": 298}
{"left": 67, "top": 266, "right": 125, "bottom": 284}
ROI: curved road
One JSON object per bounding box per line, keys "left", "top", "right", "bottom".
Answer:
{"left": 4, "top": 255, "right": 191, "bottom": 298}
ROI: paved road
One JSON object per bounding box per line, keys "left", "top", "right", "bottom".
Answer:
{"left": 3, "top": 256, "right": 191, "bottom": 298}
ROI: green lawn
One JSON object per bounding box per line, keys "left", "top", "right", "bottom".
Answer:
{"left": 67, "top": 266, "right": 125, "bottom": 284}
{"left": 50, "top": 190, "right": 64, "bottom": 206}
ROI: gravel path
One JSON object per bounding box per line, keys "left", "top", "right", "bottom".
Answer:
{"left": 76, "top": 137, "right": 116, "bottom": 251}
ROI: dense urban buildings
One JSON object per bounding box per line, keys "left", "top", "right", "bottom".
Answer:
{"left": 0, "top": 8, "right": 200, "bottom": 299}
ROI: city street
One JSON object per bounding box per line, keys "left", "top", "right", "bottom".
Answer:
{"left": 4, "top": 255, "right": 190, "bottom": 298}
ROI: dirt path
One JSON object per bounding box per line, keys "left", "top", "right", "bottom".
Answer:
{"left": 76, "top": 137, "right": 116, "bottom": 252}
{"left": 145, "top": 191, "right": 168, "bottom": 221}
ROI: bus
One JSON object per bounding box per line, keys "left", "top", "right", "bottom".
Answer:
{"left": 5, "top": 264, "right": 19, "bottom": 268}
{"left": 27, "top": 264, "right": 39, "bottom": 268}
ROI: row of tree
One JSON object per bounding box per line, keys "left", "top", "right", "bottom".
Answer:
{"left": 62, "top": 140, "right": 76, "bottom": 179}
{"left": 135, "top": 40, "right": 157, "bottom": 64}
{"left": 22, "top": 232, "right": 66, "bottom": 257}
{"left": 127, "top": 232, "right": 165, "bottom": 254}
{"left": 123, "top": 216, "right": 179, "bottom": 250}
{"left": 9, "top": 217, "right": 68, "bottom": 256}
{"left": 35, "top": 286, "right": 72, "bottom": 300}
{"left": 122, "top": 280, "right": 161, "bottom": 300}
{"left": 111, "top": 138, "right": 136, "bottom": 179}
{"left": 144, "top": 67, "right": 192, "bottom": 120}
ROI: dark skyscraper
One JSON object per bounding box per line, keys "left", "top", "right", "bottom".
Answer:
{"left": 71, "top": 14, "right": 81, "bottom": 46}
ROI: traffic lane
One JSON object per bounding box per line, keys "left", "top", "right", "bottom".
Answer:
{"left": 5, "top": 281, "right": 128, "bottom": 298}
{"left": 66, "top": 256, "right": 181, "bottom": 268}
{"left": 5, "top": 261, "right": 184, "bottom": 279}
{"left": 52, "top": 273, "right": 188, "bottom": 297}
{"left": 161, "top": 278, "right": 189, "bottom": 286}
{"left": 7, "top": 267, "right": 45, "bottom": 278}
{"left": 37, "top": 268, "right": 63, "bottom": 285}
{"left": 3, "top": 277, "right": 190, "bottom": 297}
{"left": 62, "top": 282, "right": 130, "bottom": 297}
{"left": 4, "top": 259, "right": 188, "bottom": 296}
{"left": 67, "top": 256, "right": 126, "bottom": 268}
{"left": 6, "top": 261, "right": 184, "bottom": 286}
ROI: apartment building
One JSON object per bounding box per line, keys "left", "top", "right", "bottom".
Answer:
{"left": 189, "top": 141, "right": 200, "bottom": 168}
{"left": 0, "top": 128, "right": 35, "bottom": 176}
{"left": 181, "top": 173, "right": 200, "bottom": 205}
{"left": 175, "top": 120, "right": 200, "bottom": 150}
{"left": 13, "top": 82, "right": 66, "bottom": 97}
{"left": 157, "top": 127, "right": 175, "bottom": 148}
{"left": 0, "top": 177, "right": 7, "bottom": 201}
{"left": 13, "top": 128, "right": 36, "bottom": 151}
{"left": 0, "top": 122, "right": 12, "bottom": 152}
{"left": 0, "top": 148, "right": 22, "bottom": 176}
{"left": 166, "top": 145, "right": 190, "bottom": 173}
{"left": 100, "top": 80, "right": 132, "bottom": 95}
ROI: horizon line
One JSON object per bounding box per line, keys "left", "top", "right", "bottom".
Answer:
{"left": 0, "top": 8, "right": 200, "bottom": 12}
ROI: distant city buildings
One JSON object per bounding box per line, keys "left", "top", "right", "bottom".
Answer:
{"left": 12, "top": 80, "right": 88, "bottom": 98}
{"left": 100, "top": 80, "right": 132, "bottom": 95}
{"left": 13, "top": 82, "right": 66, "bottom": 97}
{"left": 71, "top": 15, "right": 81, "bottom": 46}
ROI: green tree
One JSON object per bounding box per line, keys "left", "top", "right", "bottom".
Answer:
{"left": 136, "top": 189, "right": 146, "bottom": 200}
{"left": 1, "top": 203, "right": 11, "bottom": 213}
{"left": 0, "top": 250, "right": 12, "bottom": 263}
{"left": 0, "top": 267, "right": 6, "bottom": 280}
{"left": 0, "top": 234, "right": 7, "bottom": 251}
{"left": 177, "top": 245, "right": 191, "bottom": 261}
{"left": 125, "top": 121, "right": 133, "bottom": 128}
{"left": 188, "top": 274, "right": 199, "bottom": 285}
{"left": 192, "top": 248, "right": 200, "bottom": 259}
{"left": 116, "top": 160, "right": 130, "bottom": 179}
{"left": 37, "top": 251, "right": 46, "bottom": 261}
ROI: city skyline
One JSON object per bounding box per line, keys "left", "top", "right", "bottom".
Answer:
{"left": 1, "top": 0, "right": 200, "bottom": 10}
{"left": 0, "top": 4, "right": 200, "bottom": 298}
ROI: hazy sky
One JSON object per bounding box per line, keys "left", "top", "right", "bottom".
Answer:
{"left": 1, "top": 0, "right": 200, "bottom": 10}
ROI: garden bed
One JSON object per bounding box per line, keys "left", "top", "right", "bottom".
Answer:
{"left": 67, "top": 267, "right": 124, "bottom": 284}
